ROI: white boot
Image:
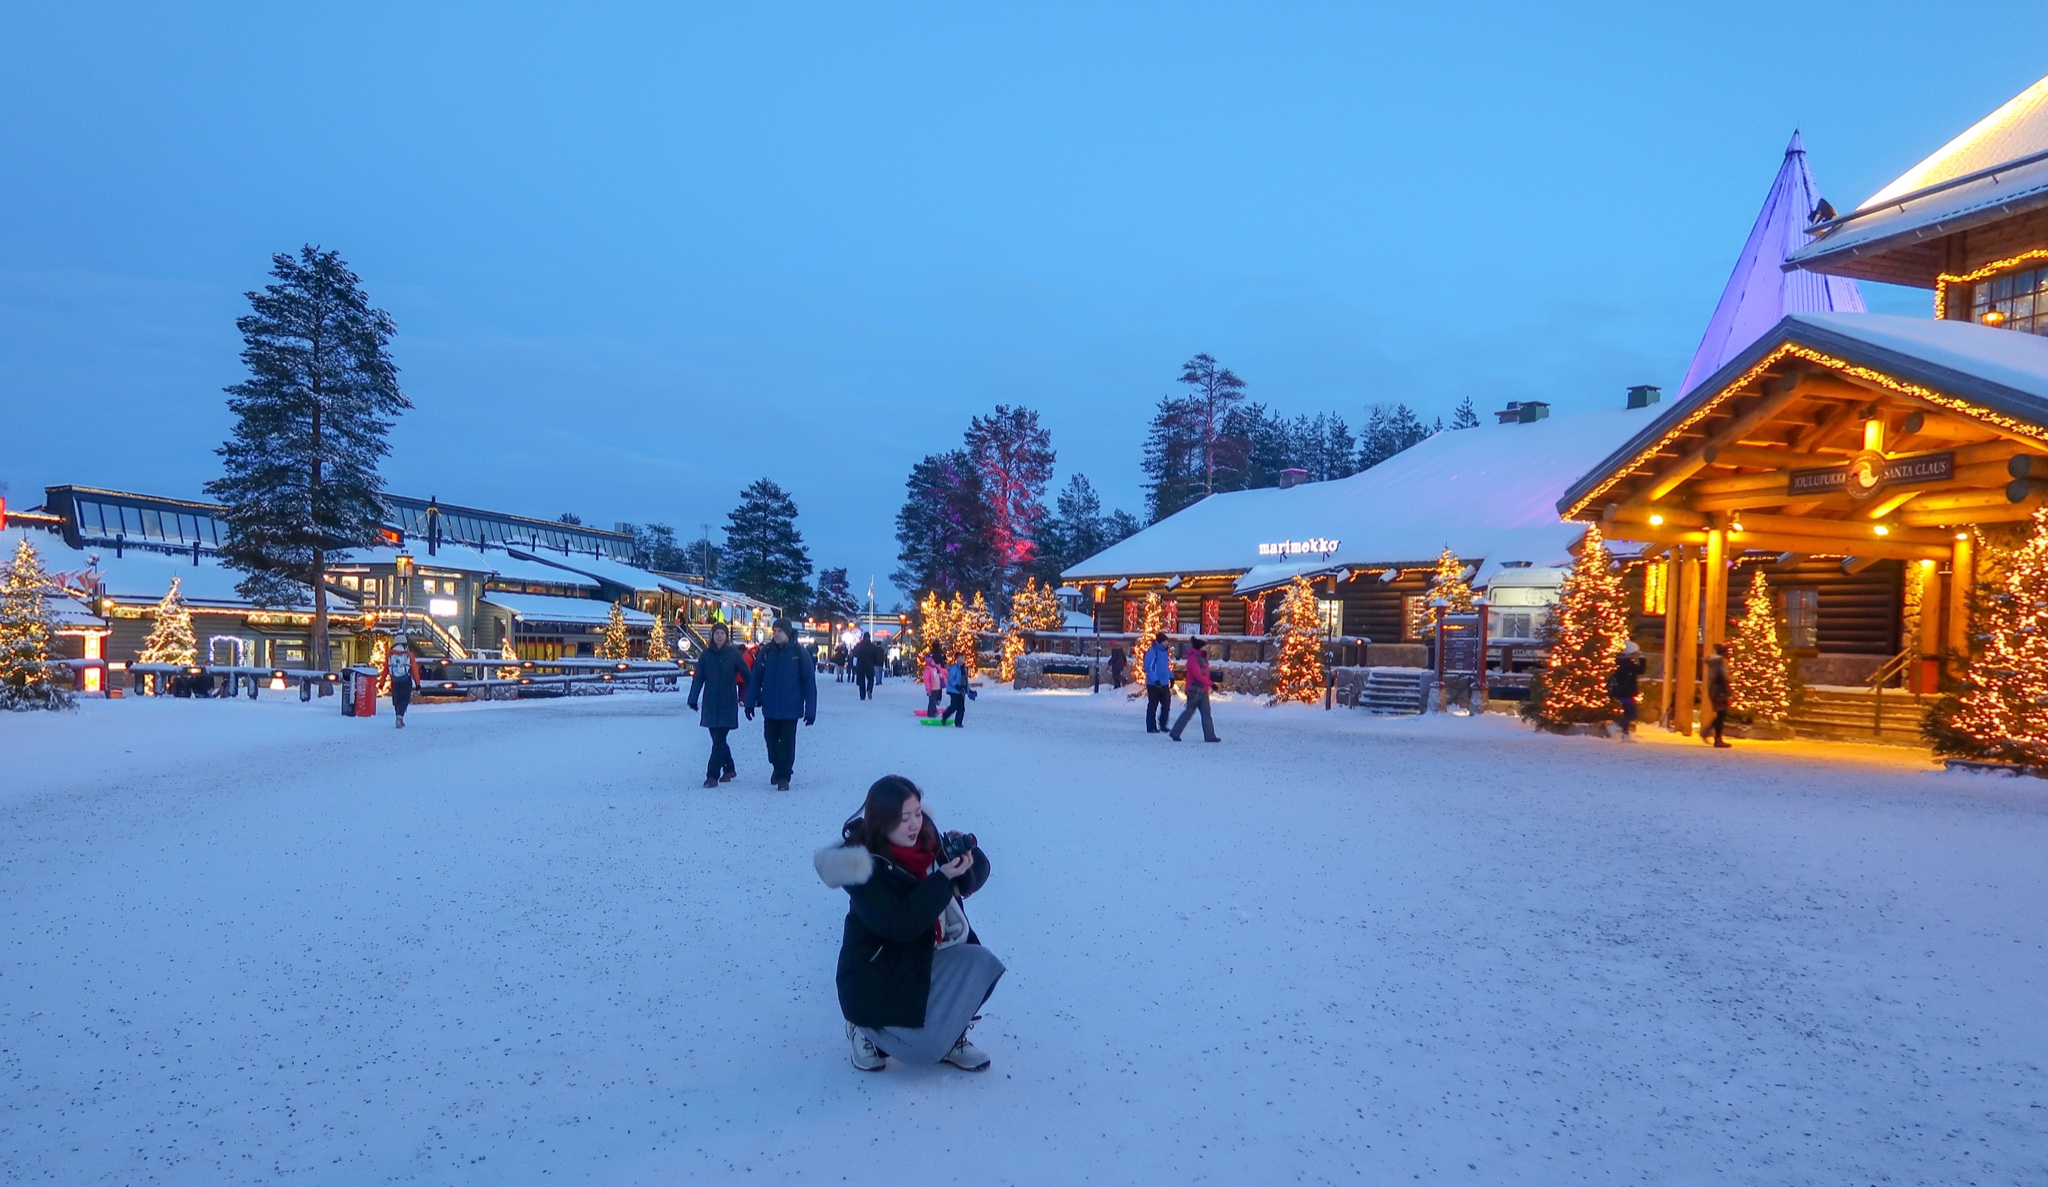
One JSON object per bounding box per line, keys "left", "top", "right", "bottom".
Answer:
{"left": 941, "top": 1029, "right": 991, "bottom": 1071}
{"left": 845, "top": 1021, "right": 885, "bottom": 1072}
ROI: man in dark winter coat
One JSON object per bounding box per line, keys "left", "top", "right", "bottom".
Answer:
{"left": 687, "top": 622, "right": 746, "bottom": 787}
{"left": 852, "top": 631, "right": 884, "bottom": 701}
{"left": 1141, "top": 635, "right": 1174, "bottom": 733}
{"left": 744, "top": 617, "right": 818, "bottom": 790}
{"left": 1608, "top": 641, "right": 1647, "bottom": 738}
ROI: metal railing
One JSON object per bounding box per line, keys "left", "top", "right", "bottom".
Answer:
{"left": 1865, "top": 648, "right": 1919, "bottom": 736}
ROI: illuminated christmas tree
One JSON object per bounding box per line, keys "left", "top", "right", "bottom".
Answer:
{"left": 999, "top": 577, "right": 1065, "bottom": 680}
{"left": 597, "top": 601, "right": 632, "bottom": 660}
{"left": 916, "top": 591, "right": 950, "bottom": 663}
{"left": 645, "top": 610, "right": 674, "bottom": 663}
{"left": 1270, "top": 576, "right": 1325, "bottom": 704}
{"left": 0, "top": 537, "right": 75, "bottom": 711}
{"left": 1428, "top": 547, "right": 1474, "bottom": 624}
{"left": 1726, "top": 568, "right": 1793, "bottom": 726}
{"left": 138, "top": 577, "right": 198, "bottom": 666}
{"left": 959, "top": 592, "right": 996, "bottom": 675}
{"left": 1524, "top": 526, "right": 1631, "bottom": 726}
{"left": 1134, "top": 590, "right": 1171, "bottom": 657}
{"left": 497, "top": 634, "right": 521, "bottom": 680}
{"left": 1934, "top": 510, "right": 2048, "bottom": 767}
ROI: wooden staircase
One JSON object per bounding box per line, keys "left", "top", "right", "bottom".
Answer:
{"left": 1358, "top": 667, "right": 1431, "bottom": 716}
{"left": 1785, "top": 686, "right": 1938, "bottom": 744}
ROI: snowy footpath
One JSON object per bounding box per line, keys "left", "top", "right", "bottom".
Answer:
{"left": 2, "top": 680, "right": 2045, "bottom": 1185}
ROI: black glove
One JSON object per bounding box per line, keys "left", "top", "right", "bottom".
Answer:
{"left": 745, "top": 707, "right": 755, "bottom": 720}
{"left": 803, "top": 717, "right": 815, "bottom": 727}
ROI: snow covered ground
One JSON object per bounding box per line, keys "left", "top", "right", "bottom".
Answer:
{"left": 2, "top": 678, "right": 2044, "bottom": 1185}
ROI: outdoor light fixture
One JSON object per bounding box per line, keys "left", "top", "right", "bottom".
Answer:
{"left": 1648, "top": 514, "right": 1665, "bottom": 526}
{"left": 1730, "top": 517, "right": 1745, "bottom": 533}
{"left": 1983, "top": 309, "right": 2008, "bottom": 327}
{"left": 1873, "top": 524, "right": 1891, "bottom": 537}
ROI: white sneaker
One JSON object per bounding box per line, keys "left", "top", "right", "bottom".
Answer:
{"left": 845, "top": 1021, "right": 885, "bottom": 1072}
{"left": 941, "top": 1032, "right": 991, "bottom": 1071}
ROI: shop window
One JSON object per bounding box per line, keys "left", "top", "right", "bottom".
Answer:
{"left": 1971, "top": 266, "right": 2048, "bottom": 335}
{"left": 1316, "top": 598, "right": 1343, "bottom": 638}
{"left": 1201, "top": 597, "right": 1220, "bottom": 635}
{"left": 1402, "top": 594, "right": 1431, "bottom": 641}
{"left": 1784, "top": 589, "right": 1819, "bottom": 650}
{"left": 1642, "top": 563, "right": 1668, "bottom": 615}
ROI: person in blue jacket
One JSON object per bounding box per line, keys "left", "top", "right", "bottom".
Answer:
{"left": 744, "top": 618, "right": 819, "bottom": 790}
{"left": 1141, "top": 635, "right": 1174, "bottom": 734}
{"left": 939, "top": 653, "right": 973, "bottom": 727}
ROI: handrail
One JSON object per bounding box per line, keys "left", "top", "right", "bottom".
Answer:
{"left": 365, "top": 607, "right": 471, "bottom": 659}
{"left": 1865, "top": 648, "right": 1918, "bottom": 735}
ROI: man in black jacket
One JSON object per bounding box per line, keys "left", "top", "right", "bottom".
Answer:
{"left": 743, "top": 618, "right": 818, "bottom": 790}
{"left": 686, "top": 622, "right": 746, "bottom": 787}
{"left": 852, "top": 630, "right": 884, "bottom": 701}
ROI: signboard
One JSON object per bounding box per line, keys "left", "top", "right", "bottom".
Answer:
{"left": 1257, "top": 537, "right": 1340, "bottom": 559}
{"left": 1788, "top": 450, "right": 1953, "bottom": 501}
{"left": 1438, "top": 616, "right": 1483, "bottom": 675}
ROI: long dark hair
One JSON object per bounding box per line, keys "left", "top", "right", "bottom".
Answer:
{"left": 842, "top": 774, "right": 936, "bottom": 857}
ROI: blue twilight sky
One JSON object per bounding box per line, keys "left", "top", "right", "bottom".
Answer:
{"left": 2, "top": 5, "right": 2044, "bottom": 603}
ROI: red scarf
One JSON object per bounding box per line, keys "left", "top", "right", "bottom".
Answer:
{"left": 886, "top": 840, "right": 945, "bottom": 943}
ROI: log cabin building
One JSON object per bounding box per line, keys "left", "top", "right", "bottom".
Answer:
{"left": 1562, "top": 74, "right": 2048, "bottom": 739}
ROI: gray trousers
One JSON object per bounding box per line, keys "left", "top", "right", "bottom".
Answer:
{"left": 1170, "top": 688, "right": 1218, "bottom": 741}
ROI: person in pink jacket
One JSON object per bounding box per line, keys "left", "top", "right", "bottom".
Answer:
{"left": 922, "top": 649, "right": 945, "bottom": 718}
{"left": 1168, "top": 637, "right": 1220, "bottom": 742}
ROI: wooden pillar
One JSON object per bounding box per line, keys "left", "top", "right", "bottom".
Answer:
{"left": 1946, "top": 532, "right": 1975, "bottom": 674}
{"left": 1674, "top": 545, "right": 1701, "bottom": 736}
{"left": 1658, "top": 550, "right": 1678, "bottom": 728}
{"left": 1702, "top": 527, "right": 1729, "bottom": 654}
{"left": 1911, "top": 560, "right": 1943, "bottom": 691}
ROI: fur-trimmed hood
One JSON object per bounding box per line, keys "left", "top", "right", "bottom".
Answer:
{"left": 814, "top": 843, "right": 877, "bottom": 889}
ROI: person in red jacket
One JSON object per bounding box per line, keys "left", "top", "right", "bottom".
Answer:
{"left": 1168, "top": 637, "right": 1220, "bottom": 742}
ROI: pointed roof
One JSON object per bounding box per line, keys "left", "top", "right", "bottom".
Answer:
{"left": 1679, "top": 133, "right": 1865, "bottom": 396}
{"left": 1788, "top": 73, "right": 2048, "bottom": 284}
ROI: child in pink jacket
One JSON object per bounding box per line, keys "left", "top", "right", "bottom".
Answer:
{"left": 922, "top": 650, "right": 945, "bottom": 717}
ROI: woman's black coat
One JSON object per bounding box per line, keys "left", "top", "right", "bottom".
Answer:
{"left": 817, "top": 839, "right": 990, "bottom": 1029}
{"left": 687, "top": 644, "right": 745, "bottom": 729}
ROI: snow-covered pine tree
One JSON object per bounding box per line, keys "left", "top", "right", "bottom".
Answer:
{"left": 811, "top": 567, "right": 861, "bottom": 624}
{"left": 598, "top": 602, "right": 632, "bottom": 660}
{"left": 1428, "top": 547, "right": 1474, "bottom": 625}
{"left": 1937, "top": 509, "right": 2048, "bottom": 767}
{"left": 723, "top": 478, "right": 813, "bottom": 615}
{"left": 138, "top": 577, "right": 199, "bottom": 668}
{"left": 205, "top": 247, "right": 410, "bottom": 671}
{"left": 959, "top": 592, "right": 996, "bottom": 674}
{"left": 1524, "top": 527, "right": 1631, "bottom": 727}
{"left": 999, "top": 577, "right": 1065, "bottom": 680}
{"left": 1726, "top": 568, "right": 1793, "bottom": 726}
{"left": 645, "top": 610, "right": 674, "bottom": 663}
{"left": 1270, "top": 576, "right": 1325, "bottom": 704}
{"left": 0, "top": 537, "right": 74, "bottom": 712}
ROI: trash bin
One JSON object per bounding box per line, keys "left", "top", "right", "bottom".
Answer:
{"left": 342, "top": 664, "right": 379, "bottom": 717}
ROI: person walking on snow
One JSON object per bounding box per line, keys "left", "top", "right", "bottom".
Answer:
{"left": 853, "top": 631, "right": 883, "bottom": 701}
{"left": 744, "top": 618, "right": 818, "bottom": 790}
{"left": 939, "top": 653, "right": 972, "bottom": 727}
{"left": 921, "top": 649, "right": 945, "bottom": 718}
{"left": 1705, "top": 643, "right": 1733, "bottom": 749}
{"left": 385, "top": 635, "right": 417, "bottom": 729}
{"left": 814, "top": 775, "right": 1001, "bottom": 1072}
{"left": 1609, "top": 641, "right": 1646, "bottom": 738}
{"left": 1142, "top": 635, "right": 1174, "bottom": 734}
{"left": 687, "top": 622, "right": 745, "bottom": 787}
{"left": 1107, "top": 644, "right": 1127, "bottom": 689}
{"left": 1168, "top": 636, "right": 1220, "bottom": 742}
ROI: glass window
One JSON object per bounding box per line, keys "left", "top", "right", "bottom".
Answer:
{"left": 1317, "top": 598, "right": 1343, "bottom": 638}
{"left": 141, "top": 509, "right": 164, "bottom": 539}
{"left": 1784, "top": 589, "right": 1819, "bottom": 650}
{"left": 1972, "top": 266, "right": 2048, "bottom": 335}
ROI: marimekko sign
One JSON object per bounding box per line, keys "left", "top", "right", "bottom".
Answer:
{"left": 1257, "top": 537, "right": 1340, "bottom": 558}
{"left": 1788, "top": 450, "right": 1954, "bottom": 501}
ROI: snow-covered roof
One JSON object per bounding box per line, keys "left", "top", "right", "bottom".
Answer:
{"left": 340, "top": 543, "right": 597, "bottom": 590}
{"left": 1789, "top": 74, "right": 2048, "bottom": 280}
{"left": 479, "top": 592, "right": 654, "bottom": 627}
{"left": 1558, "top": 311, "right": 2048, "bottom": 516}
{"left": 1064, "top": 407, "right": 1661, "bottom": 588}
{"left": 1681, "top": 133, "right": 1863, "bottom": 396}
{"left": 0, "top": 527, "right": 343, "bottom": 609}
{"left": 499, "top": 549, "right": 708, "bottom": 599}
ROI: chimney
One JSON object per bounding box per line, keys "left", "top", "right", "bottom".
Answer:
{"left": 1496, "top": 401, "right": 1549, "bottom": 424}
{"left": 1276, "top": 467, "right": 1310, "bottom": 489}
{"left": 1627, "top": 384, "right": 1662, "bottom": 409}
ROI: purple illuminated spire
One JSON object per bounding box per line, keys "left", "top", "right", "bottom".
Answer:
{"left": 1679, "top": 132, "right": 1865, "bottom": 395}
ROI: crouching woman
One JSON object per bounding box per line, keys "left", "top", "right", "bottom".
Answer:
{"left": 813, "top": 775, "right": 1002, "bottom": 1072}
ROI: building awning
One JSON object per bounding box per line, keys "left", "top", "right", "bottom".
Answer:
{"left": 480, "top": 592, "right": 654, "bottom": 628}
{"left": 1233, "top": 561, "right": 1343, "bottom": 596}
